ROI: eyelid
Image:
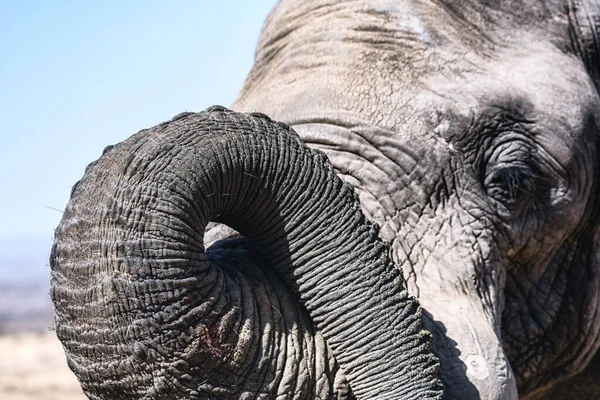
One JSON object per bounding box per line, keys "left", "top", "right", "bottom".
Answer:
{"left": 480, "top": 137, "right": 538, "bottom": 220}
{"left": 484, "top": 165, "right": 535, "bottom": 194}
{"left": 482, "top": 142, "right": 537, "bottom": 187}
{"left": 535, "top": 146, "right": 568, "bottom": 179}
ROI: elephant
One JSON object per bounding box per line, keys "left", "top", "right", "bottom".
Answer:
{"left": 50, "top": 0, "right": 600, "bottom": 399}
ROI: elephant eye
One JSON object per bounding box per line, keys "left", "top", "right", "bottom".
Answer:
{"left": 484, "top": 164, "right": 535, "bottom": 219}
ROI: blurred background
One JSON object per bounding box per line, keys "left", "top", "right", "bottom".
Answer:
{"left": 0, "top": 1, "right": 278, "bottom": 398}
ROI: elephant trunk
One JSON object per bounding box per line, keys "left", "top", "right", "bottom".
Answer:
{"left": 51, "top": 107, "right": 442, "bottom": 399}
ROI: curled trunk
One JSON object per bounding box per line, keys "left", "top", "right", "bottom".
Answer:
{"left": 51, "top": 107, "right": 442, "bottom": 399}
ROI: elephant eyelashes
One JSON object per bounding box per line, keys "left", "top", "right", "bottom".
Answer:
{"left": 484, "top": 164, "right": 535, "bottom": 218}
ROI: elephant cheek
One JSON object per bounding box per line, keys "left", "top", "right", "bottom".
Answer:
{"left": 420, "top": 295, "right": 518, "bottom": 400}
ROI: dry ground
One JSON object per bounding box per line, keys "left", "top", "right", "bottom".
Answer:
{"left": 0, "top": 331, "right": 85, "bottom": 400}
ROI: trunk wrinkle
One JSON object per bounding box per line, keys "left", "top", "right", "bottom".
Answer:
{"left": 51, "top": 107, "right": 442, "bottom": 399}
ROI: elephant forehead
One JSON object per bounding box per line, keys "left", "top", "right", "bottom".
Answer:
{"left": 362, "top": 44, "right": 598, "bottom": 154}
{"left": 238, "top": 3, "right": 584, "bottom": 138}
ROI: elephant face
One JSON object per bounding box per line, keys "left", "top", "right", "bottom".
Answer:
{"left": 391, "top": 51, "right": 600, "bottom": 398}
{"left": 234, "top": 0, "right": 600, "bottom": 398}
{"left": 51, "top": 1, "right": 600, "bottom": 399}
{"left": 383, "top": 44, "right": 600, "bottom": 397}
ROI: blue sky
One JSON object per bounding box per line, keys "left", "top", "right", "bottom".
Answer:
{"left": 0, "top": 1, "right": 277, "bottom": 262}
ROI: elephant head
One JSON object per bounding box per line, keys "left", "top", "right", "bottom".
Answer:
{"left": 231, "top": 0, "right": 600, "bottom": 398}
{"left": 50, "top": 108, "right": 442, "bottom": 399}
{"left": 52, "top": 0, "right": 600, "bottom": 399}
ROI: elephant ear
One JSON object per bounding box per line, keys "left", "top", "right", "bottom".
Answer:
{"left": 568, "top": 0, "right": 600, "bottom": 90}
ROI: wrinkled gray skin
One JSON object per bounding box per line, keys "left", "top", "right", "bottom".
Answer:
{"left": 234, "top": 0, "right": 600, "bottom": 398}
{"left": 51, "top": 0, "right": 600, "bottom": 399}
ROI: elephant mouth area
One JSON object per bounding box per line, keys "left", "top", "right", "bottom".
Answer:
{"left": 204, "top": 222, "right": 243, "bottom": 249}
